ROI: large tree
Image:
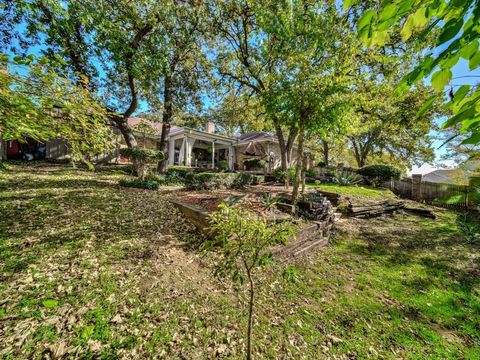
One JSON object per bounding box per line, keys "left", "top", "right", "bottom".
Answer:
{"left": 143, "top": 1, "right": 210, "bottom": 173}
{"left": 212, "top": 0, "right": 300, "bottom": 171}
{"left": 348, "top": 81, "right": 440, "bottom": 169}
{"left": 1, "top": 0, "right": 167, "bottom": 149}
{"left": 350, "top": 0, "right": 480, "bottom": 145}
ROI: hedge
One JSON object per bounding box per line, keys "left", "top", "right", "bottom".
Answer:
{"left": 119, "top": 179, "right": 159, "bottom": 190}
{"left": 184, "top": 172, "right": 262, "bottom": 190}
{"left": 357, "top": 164, "right": 401, "bottom": 186}
{"left": 166, "top": 165, "right": 194, "bottom": 180}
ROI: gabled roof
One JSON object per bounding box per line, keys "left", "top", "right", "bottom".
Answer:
{"left": 422, "top": 169, "right": 467, "bottom": 184}
{"left": 127, "top": 117, "right": 180, "bottom": 137}
{"left": 237, "top": 132, "right": 276, "bottom": 143}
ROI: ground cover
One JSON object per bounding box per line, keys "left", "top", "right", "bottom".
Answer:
{"left": 1, "top": 163, "right": 478, "bottom": 359}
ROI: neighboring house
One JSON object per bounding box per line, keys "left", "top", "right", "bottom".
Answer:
{"left": 422, "top": 169, "right": 470, "bottom": 185}
{"left": 1, "top": 117, "right": 308, "bottom": 172}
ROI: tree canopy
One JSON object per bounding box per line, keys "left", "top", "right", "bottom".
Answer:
{"left": 349, "top": 0, "right": 480, "bottom": 145}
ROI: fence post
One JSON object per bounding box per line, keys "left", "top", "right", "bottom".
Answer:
{"left": 468, "top": 176, "right": 480, "bottom": 210}
{"left": 412, "top": 174, "right": 423, "bottom": 201}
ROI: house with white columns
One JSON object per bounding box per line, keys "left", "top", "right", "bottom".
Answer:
{"left": 4, "top": 116, "right": 308, "bottom": 171}
{"left": 167, "top": 126, "right": 237, "bottom": 170}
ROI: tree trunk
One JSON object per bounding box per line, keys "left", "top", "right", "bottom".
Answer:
{"left": 115, "top": 118, "right": 138, "bottom": 148}
{"left": 157, "top": 74, "right": 173, "bottom": 173}
{"left": 292, "top": 117, "right": 305, "bottom": 204}
{"left": 273, "top": 123, "right": 288, "bottom": 171}
{"left": 301, "top": 154, "right": 307, "bottom": 195}
{"left": 322, "top": 140, "right": 329, "bottom": 166}
{"left": 245, "top": 264, "right": 254, "bottom": 360}
{"left": 349, "top": 137, "right": 365, "bottom": 168}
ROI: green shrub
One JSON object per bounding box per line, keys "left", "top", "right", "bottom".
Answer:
{"left": 357, "top": 164, "right": 401, "bottom": 186}
{"left": 218, "top": 160, "right": 229, "bottom": 171}
{"left": 233, "top": 172, "right": 262, "bottom": 188}
{"left": 244, "top": 158, "right": 266, "bottom": 170}
{"left": 119, "top": 148, "right": 164, "bottom": 181}
{"left": 119, "top": 179, "right": 159, "bottom": 190}
{"left": 166, "top": 165, "right": 193, "bottom": 179}
{"left": 184, "top": 172, "right": 262, "bottom": 190}
{"left": 184, "top": 172, "right": 236, "bottom": 190}
{"left": 305, "top": 168, "right": 316, "bottom": 178}
{"left": 271, "top": 167, "right": 296, "bottom": 184}
{"left": 119, "top": 147, "right": 164, "bottom": 161}
{"left": 164, "top": 165, "right": 193, "bottom": 184}
{"left": 317, "top": 161, "right": 327, "bottom": 167}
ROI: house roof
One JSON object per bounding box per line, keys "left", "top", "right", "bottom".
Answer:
{"left": 422, "top": 169, "right": 467, "bottom": 184}
{"left": 237, "top": 132, "right": 276, "bottom": 143}
{"left": 125, "top": 118, "right": 286, "bottom": 148}
{"left": 127, "top": 117, "right": 181, "bottom": 137}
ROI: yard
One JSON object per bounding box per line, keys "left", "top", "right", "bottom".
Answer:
{"left": 1, "top": 164, "right": 479, "bottom": 359}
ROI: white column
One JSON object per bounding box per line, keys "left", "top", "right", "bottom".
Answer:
{"left": 211, "top": 140, "right": 215, "bottom": 169}
{"left": 185, "top": 137, "right": 195, "bottom": 167}
{"left": 228, "top": 145, "right": 235, "bottom": 170}
{"left": 178, "top": 137, "right": 186, "bottom": 165}
{"left": 168, "top": 139, "right": 175, "bottom": 165}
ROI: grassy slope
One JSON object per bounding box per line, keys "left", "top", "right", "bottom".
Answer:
{"left": 306, "top": 183, "right": 398, "bottom": 202}
{"left": 1, "top": 164, "right": 479, "bottom": 359}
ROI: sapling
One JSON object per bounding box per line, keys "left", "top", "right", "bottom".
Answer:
{"left": 207, "top": 204, "right": 294, "bottom": 360}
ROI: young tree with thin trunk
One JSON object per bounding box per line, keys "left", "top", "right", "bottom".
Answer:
{"left": 208, "top": 203, "right": 294, "bottom": 360}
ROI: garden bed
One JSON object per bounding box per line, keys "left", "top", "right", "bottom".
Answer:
{"left": 172, "top": 186, "right": 336, "bottom": 257}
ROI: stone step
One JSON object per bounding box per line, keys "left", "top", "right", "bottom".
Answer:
{"left": 293, "top": 237, "right": 329, "bottom": 257}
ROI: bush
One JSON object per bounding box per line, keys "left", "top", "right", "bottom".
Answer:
{"left": 233, "top": 172, "right": 261, "bottom": 188}
{"left": 271, "top": 167, "right": 296, "bottom": 184}
{"left": 184, "top": 172, "right": 262, "bottom": 190}
{"left": 317, "top": 161, "right": 327, "bottom": 168}
{"left": 185, "top": 172, "right": 236, "bottom": 190}
{"left": 120, "top": 147, "right": 164, "bottom": 161}
{"left": 165, "top": 165, "right": 193, "bottom": 184}
{"left": 244, "top": 158, "right": 266, "bottom": 170}
{"left": 119, "top": 179, "right": 159, "bottom": 190}
{"left": 305, "top": 168, "right": 316, "bottom": 178}
{"left": 119, "top": 147, "right": 164, "bottom": 181}
{"left": 357, "top": 164, "right": 401, "bottom": 186}
{"left": 218, "top": 160, "right": 229, "bottom": 171}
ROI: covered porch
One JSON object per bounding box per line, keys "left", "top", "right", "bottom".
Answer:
{"left": 167, "top": 129, "right": 237, "bottom": 170}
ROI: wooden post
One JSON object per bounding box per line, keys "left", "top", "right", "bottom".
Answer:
{"left": 412, "top": 174, "right": 423, "bottom": 201}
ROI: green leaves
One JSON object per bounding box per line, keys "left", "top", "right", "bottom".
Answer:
{"left": 42, "top": 299, "right": 59, "bottom": 308}
{"left": 1, "top": 55, "right": 114, "bottom": 162}
{"left": 356, "top": 0, "right": 480, "bottom": 144}
{"left": 431, "top": 68, "right": 452, "bottom": 92}
{"left": 401, "top": 8, "right": 428, "bottom": 41}
{"left": 342, "top": 0, "right": 357, "bottom": 11}
{"left": 437, "top": 18, "right": 463, "bottom": 45}
{"left": 416, "top": 95, "right": 437, "bottom": 118}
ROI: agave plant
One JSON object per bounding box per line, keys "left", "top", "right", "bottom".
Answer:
{"left": 225, "top": 195, "right": 246, "bottom": 208}
{"left": 334, "top": 173, "right": 362, "bottom": 186}
{"left": 261, "top": 192, "right": 279, "bottom": 210}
